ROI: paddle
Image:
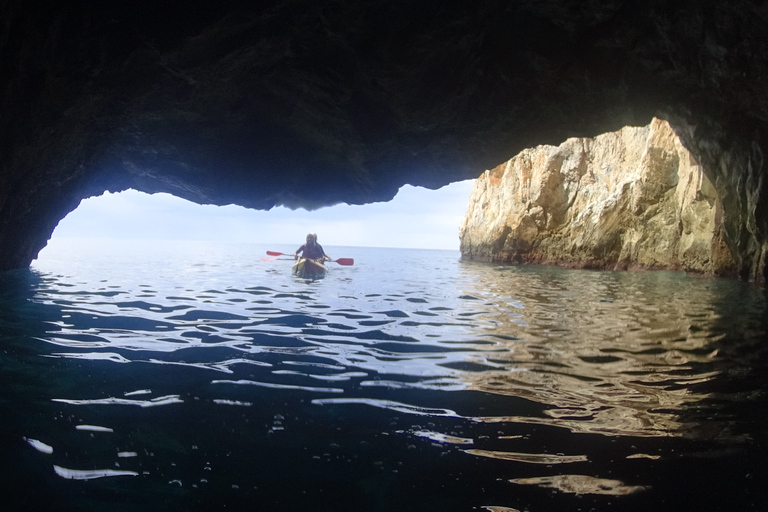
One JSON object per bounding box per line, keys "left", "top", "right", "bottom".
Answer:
{"left": 265, "top": 251, "right": 354, "bottom": 266}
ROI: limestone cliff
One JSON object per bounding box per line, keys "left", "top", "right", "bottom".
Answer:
{"left": 460, "top": 119, "right": 737, "bottom": 275}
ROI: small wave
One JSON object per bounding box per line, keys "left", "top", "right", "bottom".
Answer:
{"left": 23, "top": 437, "right": 53, "bottom": 454}
{"left": 403, "top": 429, "right": 474, "bottom": 445}
{"left": 212, "top": 379, "right": 343, "bottom": 394}
{"left": 167, "top": 310, "right": 250, "bottom": 321}
{"left": 53, "top": 465, "right": 138, "bottom": 480}
{"left": 510, "top": 474, "right": 649, "bottom": 495}
{"left": 312, "top": 398, "right": 459, "bottom": 417}
{"left": 75, "top": 425, "right": 114, "bottom": 432}
{"left": 52, "top": 395, "right": 183, "bottom": 407}
{"left": 272, "top": 370, "right": 368, "bottom": 381}
{"left": 464, "top": 449, "right": 588, "bottom": 465}
{"left": 213, "top": 399, "right": 253, "bottom": 406}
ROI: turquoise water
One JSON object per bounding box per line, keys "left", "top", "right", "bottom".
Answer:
{"left": 1, "top": 238, "right": 767, "bottom": 511}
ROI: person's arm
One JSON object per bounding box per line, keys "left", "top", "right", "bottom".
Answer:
{"left": 320, "top": 244, "right": 332, "bottom": 261}
{"left": 294, "top": 245, "right": 305, "bottom": 260}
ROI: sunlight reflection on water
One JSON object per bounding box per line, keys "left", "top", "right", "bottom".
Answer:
{"left": 0, "top": 239, "right": 765, "bottom": 511}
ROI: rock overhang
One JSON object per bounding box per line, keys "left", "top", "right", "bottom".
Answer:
{"left": 1, "top": 1, "right": 767, "bottom": 279}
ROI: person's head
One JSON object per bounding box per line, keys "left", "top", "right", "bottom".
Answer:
{"left": 306, "top": 233, "right": 317, "bottom": 244}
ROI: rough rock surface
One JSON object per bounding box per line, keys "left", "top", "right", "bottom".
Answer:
{"left": 460, "top": 119, "right": 737, "bottom": 275}
{"left": 1, "top": 1, "right": 768, "bottom": 280}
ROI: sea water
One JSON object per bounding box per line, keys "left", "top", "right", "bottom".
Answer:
{"left": 1, "top": 238, "right": 767, "bottom": 511}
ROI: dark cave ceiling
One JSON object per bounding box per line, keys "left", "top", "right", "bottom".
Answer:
{"left": 1, "top": 0, "right": 768, "bottom": 279}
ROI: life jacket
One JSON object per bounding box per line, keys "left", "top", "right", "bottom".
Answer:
{"left": 300, "top": 242, "right": 324, "bottom": 260}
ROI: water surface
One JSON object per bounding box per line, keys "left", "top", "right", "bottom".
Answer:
{"left": 1, "top": 238, "right": 767, "bottom": 511}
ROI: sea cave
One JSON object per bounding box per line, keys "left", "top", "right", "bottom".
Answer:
{"left": 2, "top": 1, "right": 768, "bottom": 280}
{"left": 3, "top": 3, "right": 768, "bottom": 511}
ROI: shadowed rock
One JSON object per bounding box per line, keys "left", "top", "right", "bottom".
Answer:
{"left": 1, "top": 1, "right": 767, "bottom": 280}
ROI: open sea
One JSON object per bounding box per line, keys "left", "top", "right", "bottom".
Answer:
{"left": 1, "top": 238, "right": 767, "bottom": 511}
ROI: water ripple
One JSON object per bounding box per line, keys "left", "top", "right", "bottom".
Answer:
{"left": 28, "top": 261, "right": 766, "bottom": 443}
{"left": 2, "top": 243, "right": 765, "bottom": 510}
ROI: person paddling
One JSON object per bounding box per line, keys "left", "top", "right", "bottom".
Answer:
{"left": 294, "top": 233, "right": 331, "bottom": 263}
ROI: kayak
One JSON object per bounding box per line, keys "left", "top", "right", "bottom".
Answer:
{"left": 292, "top": 258, "right": 327, "bottom": 278}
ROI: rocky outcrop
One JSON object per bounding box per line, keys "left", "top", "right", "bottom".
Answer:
{"left": 460, "top": 119, "right": 737, "bottom": 275}
{"left": 1, "top": 2, "right": 768, "bottom": 279}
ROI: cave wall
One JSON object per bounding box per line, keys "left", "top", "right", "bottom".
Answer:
{"left": 1, "top": 1, "right": 768, "bottom": 279}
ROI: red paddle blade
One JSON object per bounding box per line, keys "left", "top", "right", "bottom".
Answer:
{"left": 334, "top": 258, "right": 354, "bottom": 266}
{"left": 266, "top": 251, "right": 284, "bottom": 256}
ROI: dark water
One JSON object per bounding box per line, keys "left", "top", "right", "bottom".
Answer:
{"left": 1, "top": 239, "right": 767, "bottom": 511}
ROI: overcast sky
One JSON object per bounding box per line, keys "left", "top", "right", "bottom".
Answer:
{"left": 51, "top": 180, "right": 476, "bottom": 251}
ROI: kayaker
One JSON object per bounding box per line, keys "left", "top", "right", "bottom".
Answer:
{"left": 294, "top": 233, "right": 331, "bottom": 262}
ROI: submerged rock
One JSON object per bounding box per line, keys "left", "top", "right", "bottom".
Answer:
{"left": 460, "top": 119, "right": 737, "bottom": 275}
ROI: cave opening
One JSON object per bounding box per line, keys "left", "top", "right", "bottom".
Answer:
{"left": 31, "top": 116, "right": 745, "bottom": 281}
{"left": 34, "top": 180, "right": 475, "bottom": 270}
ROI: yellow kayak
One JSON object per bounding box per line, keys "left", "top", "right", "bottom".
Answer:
{"left": 292, "top": 258, "right": 327, "bottom": 278}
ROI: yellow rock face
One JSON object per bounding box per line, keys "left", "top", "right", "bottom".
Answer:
{"left": 460, "top": 119, "right": 736, "bottom": 275}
